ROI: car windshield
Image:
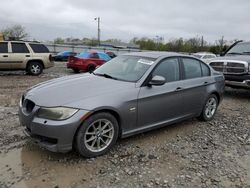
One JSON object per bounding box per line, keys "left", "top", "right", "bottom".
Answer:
{"left": 94, "top": 55, "right": 155, "bottom": 82}
{"left": 193, "top": 54, "right": 202, "bottom": 58}
{"left": 227, "top": 42, "right": 250, "bottom": 54}
{"left": 57, "top": 52, "right": 64, "bottom": 55}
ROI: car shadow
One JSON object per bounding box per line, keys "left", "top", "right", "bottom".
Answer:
{"left": 0, "top": 71, "right": 27, "bottom": 76}
{"left": 224, "top": 87, "right": 250, "bottom": 100}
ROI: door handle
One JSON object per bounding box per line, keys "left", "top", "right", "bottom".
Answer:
{"left": 203, "top": 81, "right": 209, "bottom": 85}
{"left": 175, "top": 87, "right": 183, "bottom": 92}
{"left": 3, "top": 55, "right": 8, "bottom": 57}
{"left": 25, "top": 55, "right": 30, "bottom": 57}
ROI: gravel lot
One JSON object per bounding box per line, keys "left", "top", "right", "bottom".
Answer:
{"left": 0, "top": 62, "right": 249, "bottom": 188}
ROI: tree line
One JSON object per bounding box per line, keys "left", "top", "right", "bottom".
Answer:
{"left": 1, "top": 24, "right": 235, "bottom": 54}
{"left": 130, "top": 37, "right": 230, "bottom": 54}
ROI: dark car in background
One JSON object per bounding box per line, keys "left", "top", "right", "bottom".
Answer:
{"left": 53, "top": 51, "right": 77, "bottom": 61}
{"left": 209, "top": 41, "right": 250, "bottom": 89}
{"left": 106, "top": 51, "right": 117, "bottom": 59}
{"left": 67, "top": 51, "right": 111, "bottom": 73}
{"left": 19, "top": 52, "right": 224, "bottom": 157}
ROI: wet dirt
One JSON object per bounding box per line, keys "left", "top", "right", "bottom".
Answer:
{"left": 0, "top": 62, "right": 249, "bottom": 188}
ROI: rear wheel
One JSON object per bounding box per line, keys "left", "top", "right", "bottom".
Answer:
{"left": 75, "top": 112, "right": 119, "bottom": 158}
{"left": 27, "top": 62, "right": 43, "bottom": 75}
{"left": 199, "top": 94, "right": 218, "bottom": 121}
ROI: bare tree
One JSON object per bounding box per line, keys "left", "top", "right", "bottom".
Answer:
{"left": 216, "top": 36, "right": 226, "bottom": 52}
{"left": 1, "top": 24, "right": 29, "bottom": 40}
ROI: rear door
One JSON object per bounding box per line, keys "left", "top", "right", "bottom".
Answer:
{"left": 0, "top": 42, "right": 11, "bottom": 69}
{"left": 177, "top": 57, "right": 211, "bottom": 116}
{"left": 9, "top": 42, "right": 31, "bottom": 69}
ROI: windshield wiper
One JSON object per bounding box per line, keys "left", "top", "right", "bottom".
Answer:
{"left": 242, "top": 52, "right": 250, "bottom": 54}
{"left": 93, "top": 73, "right": 118, "bottom": 80}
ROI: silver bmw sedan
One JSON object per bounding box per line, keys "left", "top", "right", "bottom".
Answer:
{"left": 19, "top": 52, "right": 225, "bottom": 157}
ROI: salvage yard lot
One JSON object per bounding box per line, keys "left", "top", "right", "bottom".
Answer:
{"left": 0, "top": 62, "right": 250, "bottom": 188}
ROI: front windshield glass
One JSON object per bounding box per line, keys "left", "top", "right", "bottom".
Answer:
{"left": 227, "top": 42, "right": 250, "bottom": 54}
{"left": 193, "top": 54, "right": 202, "bottom": 58}
{"left": 94, "top": 55, "right": 155, "bottom": 82}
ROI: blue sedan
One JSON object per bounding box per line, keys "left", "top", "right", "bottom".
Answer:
{"left": 53, "top": 51, "right": 77, "bottom": 61}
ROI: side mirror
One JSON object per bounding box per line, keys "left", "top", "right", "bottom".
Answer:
{"left": 148, "top": 75, "right": 166, "bottom": 86}
{"left": 220, "top": 52, "right": 225, "bottom": 56}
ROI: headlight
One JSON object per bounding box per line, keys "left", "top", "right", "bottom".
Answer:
{"left": 37, "top": 107, "right": 79, "bottom": 120}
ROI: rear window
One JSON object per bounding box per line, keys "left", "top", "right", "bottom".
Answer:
{"left": 0, "top": 42, "right": 8, "bottom": 53}
{"left": 98, "top": 53, "right": 111, "bottom": 61}
{"left": 11, "top": 43, "right": 29, "bottom": 53}
{"left": 29, "top": 44, "right": 50, "bottom": 53}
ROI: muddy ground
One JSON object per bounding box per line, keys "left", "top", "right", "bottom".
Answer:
{"left": 0, "top": 62, "right": 249, "bottom": 188}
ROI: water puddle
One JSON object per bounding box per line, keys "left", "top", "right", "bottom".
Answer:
{"left": 0, "top": 143, "right": 102, "bottom": 188}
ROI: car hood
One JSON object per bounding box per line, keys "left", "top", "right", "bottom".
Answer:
{"left": 25, "top": 74, "right": 135, "bottom": 108}
{"left": 211, "top": 55, "right": 250, "bottom": 63}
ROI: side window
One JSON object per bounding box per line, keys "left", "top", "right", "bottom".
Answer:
{"left": 0, "top": 42, "right": 8, "bottom": 53}
{"left": 89, "top": 53, "right": 99, "bottom": 59}
{"left": 182, "top": 58, "right": 202, "bottom": 79}
{"left": 11, "top": 43, "right": 29, "bottom": 53}
{"left": 29, "top": 44, "right": 49, "bottom": 53}
{"left": 201, "top": 63, "right": 210, "bottom": 76}
{"left": 152, "top": 58, "right": 180, "bottom": 82}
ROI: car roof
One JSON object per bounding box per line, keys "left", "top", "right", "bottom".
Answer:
{"left": 238, "top": 41, "right": 250, "bottom": 45}
{"left": 194, "top": 52, "right": 215, "bottom": 55}
{"left": 3, "top": 41, "right": 40, "bottom": 44}
{"left": 123, "top": 51, "right": 188, "bottom": 59}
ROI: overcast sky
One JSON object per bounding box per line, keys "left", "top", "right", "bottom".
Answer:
{"left": 0, "top": 0, "right": 249, "bottom": 43}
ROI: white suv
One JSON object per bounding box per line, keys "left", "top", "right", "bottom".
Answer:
{"left": 0, "top": 41, "right": 54, "bottom": 75}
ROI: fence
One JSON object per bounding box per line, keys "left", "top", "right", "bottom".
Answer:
{"left": 45, "top": 43, "right": 143, "bottom": 55}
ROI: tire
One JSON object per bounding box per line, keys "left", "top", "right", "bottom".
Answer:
{"left": 87, "top": 65, "right": 95, "bottom": 73}
{"left": 72, "top": 68, "right": 80, "bottom": 73}
{"left": 198, "top": 94, "right": 218, "bottom": 121}
{"left": 75, "top": 112, "right": 119, "bottom": 158}
{"left": 27, "top": 62, "right": 43, "bottom": 76}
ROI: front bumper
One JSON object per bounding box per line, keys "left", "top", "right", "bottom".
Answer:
{"left": 19, "top": 105, "right": 90, "bottom": 153}
{"left": 225, "top": 80, "right": 250, "bottom": 89}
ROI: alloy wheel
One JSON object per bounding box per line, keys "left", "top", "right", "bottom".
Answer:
{"left": 31, "top": 65, "right": 41, "bottom": 74}
{"left": 205, "top": 97, "right": 217, "bottom": 119}
{"left": 84, "top": 119, "right": 114, "bottom": 152}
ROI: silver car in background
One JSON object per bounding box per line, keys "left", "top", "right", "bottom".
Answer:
{"left": 19, "top": 52, "right": 225, "bottom": 157}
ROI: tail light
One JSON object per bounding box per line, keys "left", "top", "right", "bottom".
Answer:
{"left": 69, "top": 56, "right": 76, "bottom": 63}
{"left": 49, "top": 54, "right": 53, "bottom": 62}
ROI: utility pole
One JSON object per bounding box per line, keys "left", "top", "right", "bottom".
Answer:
{"left": 201, "top": 36, "right": 204, "bottom": 48}
{"left": 94, "top": 17, "right": 101, "bottom": 46}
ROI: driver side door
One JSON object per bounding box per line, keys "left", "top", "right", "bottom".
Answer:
{"left": 137, "top": 57, "right": 185, "bottom": 130}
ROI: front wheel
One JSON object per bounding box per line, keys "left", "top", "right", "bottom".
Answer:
{"left": 72, "top": 68, "right": 80, "bottom": 73}
{"left": 199, "top": 94, "right": 218, "bottom": 121}
{"left": 75, "top": 112, "right": 119, "bottom": 158}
